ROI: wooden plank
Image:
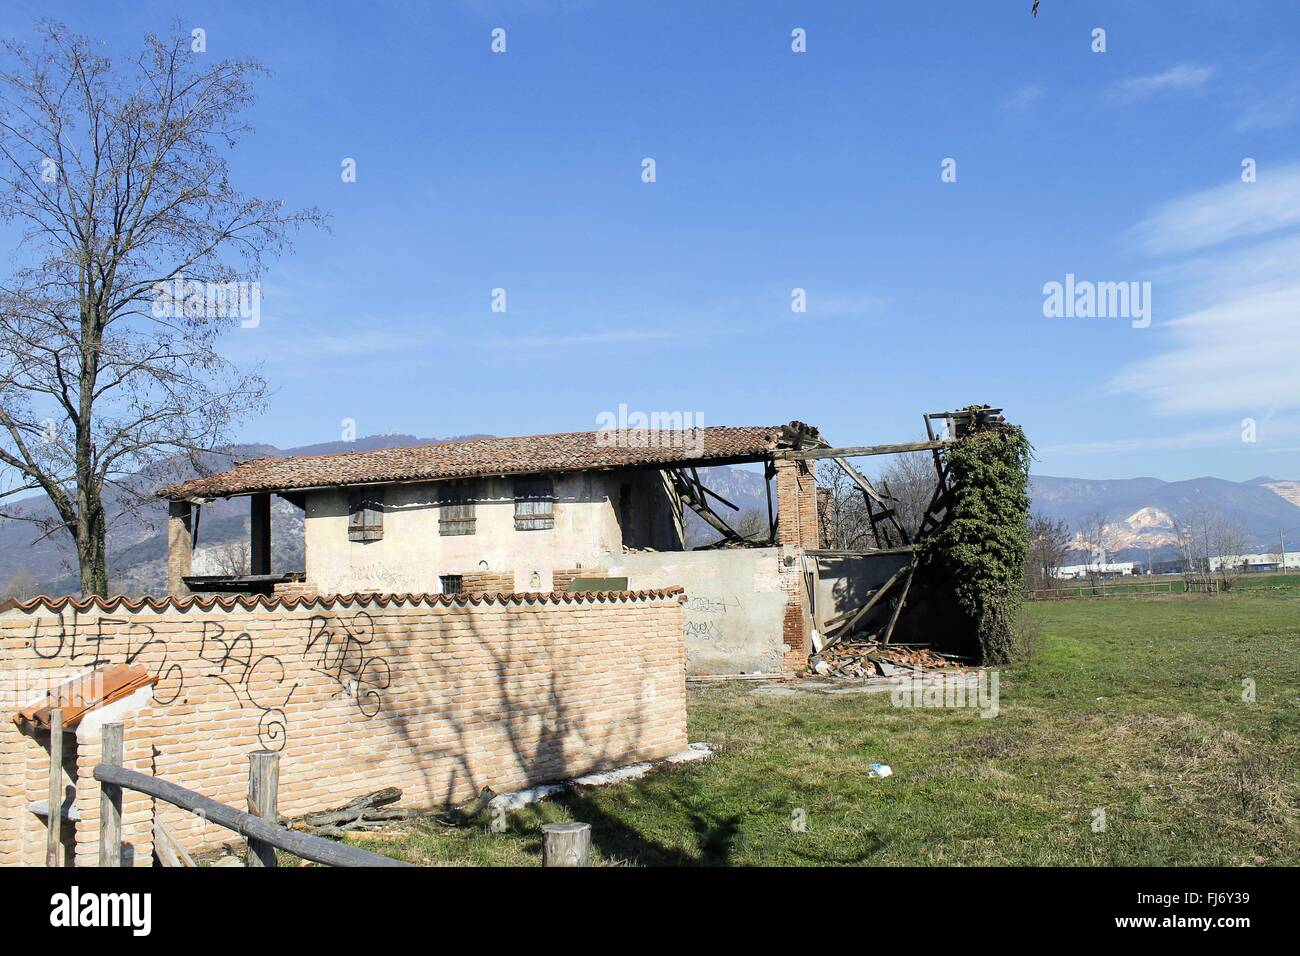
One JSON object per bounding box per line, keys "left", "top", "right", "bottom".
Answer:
{"left": 99, "top": 722, "right": 123, "bottom": 867}
{"left": 27, "top": 800, "right": 81, "bottom": 822}
{"left": 689, "top": 467, "right": 739, "bottom": 511}
{"left": 832, "top": 457, "right": 889, "bottom": 507}
{"left": 880, "top": 566, "right": 916, "bottom": 646}
{"left": 246, "top": 751, "right": 280, "bottom": 867}
{"left": 92, "top": 763, "right": 410, "bottom": 867}
{"left": 154, "top": 820, "right": 196, "bottom": 867}
{"left": 153, "top": 822, "right": 181, "bottom": 868}
{"left": 775, "top": 439, "right": 948, "bottom": 462}
{"left": 821, "top": 565, "right": 909, "bottom": 646}
{"left": 46, "top": 708, "right": 62, "bottom": 867}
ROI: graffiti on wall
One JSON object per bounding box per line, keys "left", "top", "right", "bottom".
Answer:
{"left": 21, "top": 607, "right": 392, "bottom": 751}
{"left": 303, "top": 611, "right": 391, "bottom": 719}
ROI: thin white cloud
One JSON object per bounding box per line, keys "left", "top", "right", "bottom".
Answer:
{"left": 1109, "top": 64, "right": 1214, "bottom": 104}
{"left": 480, "top": 328, "right": 683, "bottom": 349}
{"left": 1038, "top": 424, "right": 1241, "bottom": 456}
{"left": 1107, "top": 167, "right": 1300, "bottom": 421}
{"left": 1003, "top": 84, "right": 1045, "bottom": 112}
{"left": 1130, "top": 164, "right": 1300, "bottom": 256}
{"left": 1107, "top": 286, "right": 1300, "bottom": 415}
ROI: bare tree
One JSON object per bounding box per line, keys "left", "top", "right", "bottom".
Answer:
{"left": 732, "top": 507, "right": 768, "bottom": 541}
{"left": 207, "top": 536, "right": 250, "bottom": 577}
{"left": 0, "top": 22, "right": 321, "bottom": 595}
{"left": 1209, "top": 512, "right": 1249, "bottom": 592}
{"left": 1171, "top": 499, "right": 1216, "bottom": 594}
{"left": 876, "top": 451, "right": 937, "bottom": 539}
{"left": 1026, "top": 512, "right": 1071, "bottom": 591}
{"left": 3, "top": 564, "right": 37, "bottom": 600}
{"left": 1077, "top": 511, "right": 1118, "bottom": 590}
{"left": 815, "top": 461, "right": 872, "bottom": 550}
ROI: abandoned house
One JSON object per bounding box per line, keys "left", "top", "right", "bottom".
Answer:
{"left": 157, "top": 411, "right": 992, "bottom": 675}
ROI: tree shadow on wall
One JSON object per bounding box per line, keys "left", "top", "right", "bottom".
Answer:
{"left": 381, "top": 603, "right": 720, "bottom": 865}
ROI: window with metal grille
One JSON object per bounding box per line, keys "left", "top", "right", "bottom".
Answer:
{"left": 440, "top": 574, "right": 464, "bottom": 594}
{"left": 437, "top": 481, "right": 477, "bottom": 536}
{"left": 347, "top": 488, "right": 384, "bottom": 542}
{"left": 514, "top": 476, "right": 555, "bottom": 531}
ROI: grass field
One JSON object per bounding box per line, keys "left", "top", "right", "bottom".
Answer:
{"left": 348, "top": 592, "right": 1300, "bottom": 866}
{"left": 1032, "top": 571, "right": 1300, "bottom": 597}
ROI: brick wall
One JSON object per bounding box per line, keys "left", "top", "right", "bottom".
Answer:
{"left": 0, "top": 589, "right": 687, "bottom": 866}
{"left": 551, "top": 568, "right": 610, "bottom": 591}
{"left": 775, "top": 459, "right": 819, "bottom": 670}
{"left": 775, "top": 459, "right": 820, "bottom": 550}
{"left": 457, "top": 571, "right": 515, "bottom": 595}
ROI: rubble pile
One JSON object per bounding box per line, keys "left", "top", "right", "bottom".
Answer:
{"left": 810, "top": 640, "right": 957, "bottom": 678}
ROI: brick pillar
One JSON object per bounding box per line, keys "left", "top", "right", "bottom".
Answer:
{"left": 166, "top": 501, "right": 193, "bottom": 598}
{"left": 775, "top": 459, "right": 820, "bottom": 549}
{"left": 774, "top": 458, "right": 819, "bottom": 672}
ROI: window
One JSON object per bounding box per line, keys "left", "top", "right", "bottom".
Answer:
{"left": 438, "top": 481, "right": 477, "bottom": 536}
{"left": 514, "top": 477, "right": 555, "bottom": 531}
{"left": 440, "top": 574, "right": 464, "bottom": 594}
{"left": 347, "top": 488, "right": 384, "bottom": 542}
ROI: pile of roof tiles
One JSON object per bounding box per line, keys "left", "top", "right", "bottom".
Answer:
{"left": 811, "top": 641, "right": 954, "bottom": 679}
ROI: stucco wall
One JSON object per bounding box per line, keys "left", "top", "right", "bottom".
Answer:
{"left": 603, "top": 548, "right": 791, "bottom": 675}
{"left": 303, "top": 469, "right": 682, "bottom": 594}
{"left": 0, "top": 590, "right": 688, "bottom": 866}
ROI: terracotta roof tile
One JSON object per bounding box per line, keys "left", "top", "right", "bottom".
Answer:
{"left": 156, "top": 424, "right": 799, "bottom": 500}
{"left": 0, "top": 588, "right": 687, "bottom": 617}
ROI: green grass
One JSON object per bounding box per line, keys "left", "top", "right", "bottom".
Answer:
{"left": 347, "top": 592, "right": 1300, "bottom": 866}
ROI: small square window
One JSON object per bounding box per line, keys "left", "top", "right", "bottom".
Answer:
{"left": 440, "top": 574, "right": 464, "bottom": 594}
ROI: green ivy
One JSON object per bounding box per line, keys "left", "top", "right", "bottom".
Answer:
{"left": 918, "top": 416, "right": 1032, "bottom": 664}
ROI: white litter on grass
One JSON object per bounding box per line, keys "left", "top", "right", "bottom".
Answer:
{"left": 867, "top": 763, "right": 893, "bottom": 778}
{"left": 488, "top": 742, "right": 714, "bottom": 814}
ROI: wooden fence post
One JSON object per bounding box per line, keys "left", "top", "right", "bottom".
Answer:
{"left": 542, "top": 821, "right": 591, "bottom": 867}
{"left": 99, "top": 722, "right": 124, "bottom": 867}
{"left": 246, "top": 751, "right": 280, "bottom": 867}
{"left": 46, "top": 708, "right": 63, "bottom": 867}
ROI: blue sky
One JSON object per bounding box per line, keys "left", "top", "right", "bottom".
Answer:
{"left": 4, "top": 0, "right": 1300, "bottom": 481}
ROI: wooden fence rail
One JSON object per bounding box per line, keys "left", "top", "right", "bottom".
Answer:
{"left": 92, "top": 724, "right": 410, "bottom": 868}
{"left": 1025, "top": 579, "right": 1221, "bottom": 600}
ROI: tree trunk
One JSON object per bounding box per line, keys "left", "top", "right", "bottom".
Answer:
{"left": 77, "top": 504, "right": 108, "bottom": 597}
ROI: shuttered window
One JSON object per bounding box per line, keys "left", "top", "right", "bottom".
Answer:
{"left": 347, "top": 488, "right": 384, "bottom": 542}
{"left": 438, "top": 481, "right": 477, "bottom": 536}
{"left": 514, "top": 477, "right": 555, "bottom": 531}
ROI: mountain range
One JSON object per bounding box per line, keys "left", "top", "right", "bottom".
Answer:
{"left": 1029, "top": 474, "right": 1300, "bottom": 558}
{"left": 3, "top": 434, "right": 1298, "bottom": 596}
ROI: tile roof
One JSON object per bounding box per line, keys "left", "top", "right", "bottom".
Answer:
{"left": 156, "top": 424, "right": 802, "bottom": 500}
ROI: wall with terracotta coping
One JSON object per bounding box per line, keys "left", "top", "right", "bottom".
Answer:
{"left": 0, "top": 589, "right": 687, "bottom": 866}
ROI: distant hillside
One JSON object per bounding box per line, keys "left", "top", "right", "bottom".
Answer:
{"left": 1, "top": 434, "right": 462, "bottom": 596}
{"left": 1029, "top": 474, "right": 1300, "bottom": 559}
{"left": 7, "top": 431, "right": 1297, "bottom": 596}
